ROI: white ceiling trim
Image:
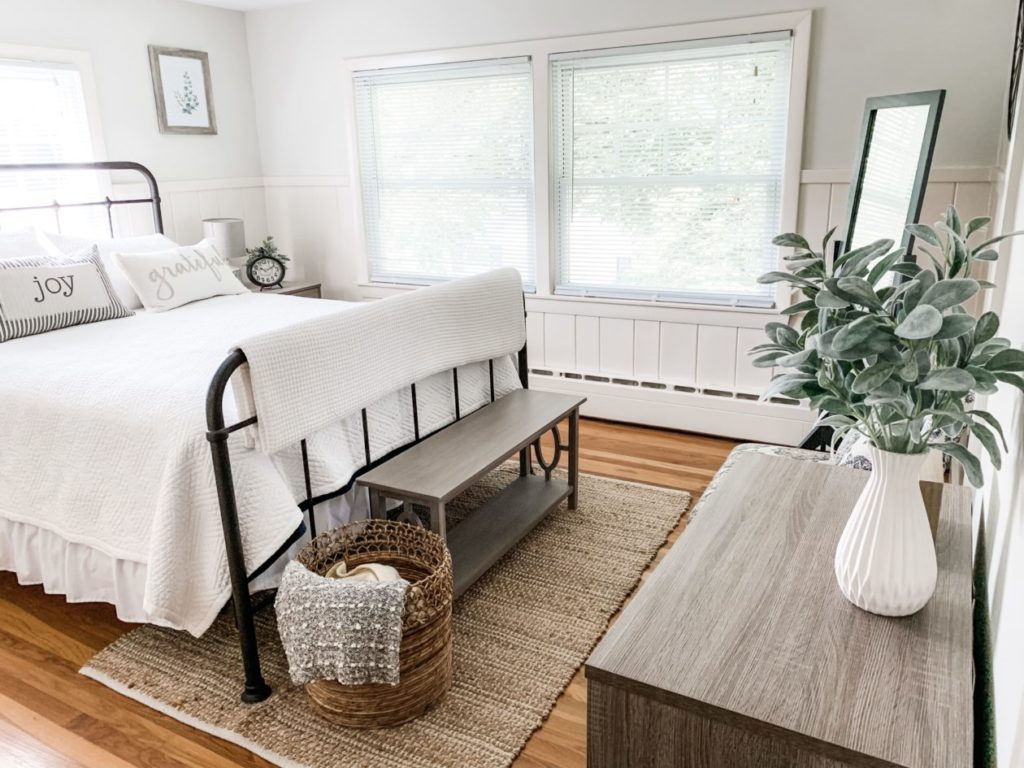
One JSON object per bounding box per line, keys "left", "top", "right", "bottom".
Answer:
{"left": 180, "top": 0, "right": 310, "bottom": 11}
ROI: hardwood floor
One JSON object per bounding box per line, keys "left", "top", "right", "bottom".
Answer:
{"left": 0, "top": 418, "right": 739, "bottom": 768}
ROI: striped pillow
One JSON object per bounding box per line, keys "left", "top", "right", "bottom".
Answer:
{"left": 0, "top": 246, "right": 134, "bottom": 343}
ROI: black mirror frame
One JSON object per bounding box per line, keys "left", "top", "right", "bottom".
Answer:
{"left": 843, "top": 89, "right": 946, "bottom": 262}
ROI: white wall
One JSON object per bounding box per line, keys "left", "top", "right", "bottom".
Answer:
{"left": 2, "top": 0, "right": 263, "bottom": 181}
{"left": 978, "top": 85, "right": 1024, "bottom": 768}
{"left": 246, "top": 0, "right": 1014, "bottom": 177}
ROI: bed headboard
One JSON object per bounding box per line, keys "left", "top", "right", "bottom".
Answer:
{"left": 0, "top": 161, "right": 163, "bottom": 236}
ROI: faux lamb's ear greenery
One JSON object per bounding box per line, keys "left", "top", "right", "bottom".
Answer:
{"left": 753, "top": 206, "right": 1024, "bottom": 487}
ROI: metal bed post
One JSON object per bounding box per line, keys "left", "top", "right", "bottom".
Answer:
{"left": 518, "top": 294, "right": 532, "bottom": 478}
{"left": 206, "top": 350, "right": 271, "bottom": 703}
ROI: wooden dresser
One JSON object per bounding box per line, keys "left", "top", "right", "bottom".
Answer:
{"left": 586, "top": 452, "right": 973, "bottom": 768}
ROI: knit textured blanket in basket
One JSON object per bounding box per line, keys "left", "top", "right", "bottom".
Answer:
{"left": 275, "top": 561, "right": 409, "bottom": 685}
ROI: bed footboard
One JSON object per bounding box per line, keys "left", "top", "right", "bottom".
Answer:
{"left": 206, "top": 304, "right": 529, "bottom": 702}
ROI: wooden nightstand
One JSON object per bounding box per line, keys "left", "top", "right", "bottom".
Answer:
{"left": 254, "top": 281, "right": 322, "bottom": 299}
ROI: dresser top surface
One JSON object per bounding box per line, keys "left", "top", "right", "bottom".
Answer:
{"left": 586, "top": 452, "right": 974, "bottom": 767}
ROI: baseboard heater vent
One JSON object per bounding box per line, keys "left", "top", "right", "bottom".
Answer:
{"left": 530, "top": 368, "right": 802, "bottom": 408}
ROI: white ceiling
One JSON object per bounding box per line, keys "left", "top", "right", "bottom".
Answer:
{"left": 182, "top": 0, "right": 310, "bottom": 10}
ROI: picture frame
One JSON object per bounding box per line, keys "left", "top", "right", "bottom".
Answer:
{"left": 148, "top": 45, "right": 217, "bottom": 135}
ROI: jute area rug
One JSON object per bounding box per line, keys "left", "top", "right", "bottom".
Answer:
{"left": 82, "top": 466, "right": 690, "bottom": 768}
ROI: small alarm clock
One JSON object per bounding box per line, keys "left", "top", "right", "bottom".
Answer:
{"left": 247, "top": 254, "right": 286, "bottom": 289}
{"left": 244, "top": 236, "right": 290, "bottom": 289}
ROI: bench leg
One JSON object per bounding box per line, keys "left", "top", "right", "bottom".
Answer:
{"left": 368, "top": 488, "right": 386, "bottom": 520}
{"left": 429, "top": 501, "right": 447, "bottom": 540}
{"left": 568, "top": 408, "right": 579, "bottom": 510}
{"left": 519, "top": 447, "right": 532, "bottom": 477}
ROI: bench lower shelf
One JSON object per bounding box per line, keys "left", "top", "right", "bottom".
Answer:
{"left": 448, "top": 474, "right": 571, "bottom": 598}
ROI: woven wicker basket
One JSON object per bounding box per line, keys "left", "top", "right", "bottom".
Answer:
{"left": 295, "top": 520, "right": 453, "bottom": 728}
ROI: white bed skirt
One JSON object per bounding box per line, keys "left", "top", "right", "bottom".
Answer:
{"left": 0, "top": 489, "right": 366, "bottom": 627}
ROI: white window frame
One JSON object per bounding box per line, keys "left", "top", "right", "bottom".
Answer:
{"left": 0, "top": 44, "right": 107, "bottom": 162}
{"left": 350, "top": 56, "right": 537, "bottom": 288}
{"left": 0, "top": 43, "right": 110, "bottom": 234}
{"left": 344, "top": 11, "right": 811, "bottom": 313}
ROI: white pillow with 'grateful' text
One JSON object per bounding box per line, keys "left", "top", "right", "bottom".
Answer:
{"left": 114, "top": 238, "right": 248, "bottom": 312}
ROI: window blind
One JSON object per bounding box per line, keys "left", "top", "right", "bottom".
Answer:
{"left": 353, "top": 57, "right": 535, "bottom": 287}
{"left": 0, "top": 59, "right": 100, "bottom": 232}
{"left": 551, "top": 33, "right": 793, "bottom": 306}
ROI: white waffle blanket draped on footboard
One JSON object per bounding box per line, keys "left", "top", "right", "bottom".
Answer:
{"left": 232, "top": 268, "right": 527, "bottom": 455}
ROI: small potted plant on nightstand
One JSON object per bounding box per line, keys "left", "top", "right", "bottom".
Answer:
{"left": 245, "top": 236, "right": 291, "bottom": 290}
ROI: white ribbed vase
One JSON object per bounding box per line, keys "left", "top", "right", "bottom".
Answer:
{"left": 834, "top": 447, "right": 937, "bottom": 617}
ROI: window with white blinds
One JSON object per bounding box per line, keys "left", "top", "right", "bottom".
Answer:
{"left": 551, "top": 33, "right": 793, "bottom": 306}
{"left": 0, "top": 58, "right": 101, "bottom": 232}
{"left": 353, "top": 57, "right": 535, "bottom": 287}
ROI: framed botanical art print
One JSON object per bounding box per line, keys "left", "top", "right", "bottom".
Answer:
{"left": 148, "top": 46, "right": 217, "bottom": 135}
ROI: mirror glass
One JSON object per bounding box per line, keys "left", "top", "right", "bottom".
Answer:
{"left": 847, "top": 104, "right": 931, "bottom": 250}
{"left": 843, "top": 90, "right": 943, "bottom": 266}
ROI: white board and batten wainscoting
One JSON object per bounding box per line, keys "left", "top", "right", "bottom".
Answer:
{"left": 521, "top": 304, "right": 808, "bottom": 444}
{"left": 108, "top": 178, "right": 268, "bottom": 253}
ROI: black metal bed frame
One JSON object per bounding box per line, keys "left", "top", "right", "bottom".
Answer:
{"left": 0, "top": 161, "right": 532, "bottom": 702}
{"left": 0, "top": 161, "right": 163, "bottom": 236}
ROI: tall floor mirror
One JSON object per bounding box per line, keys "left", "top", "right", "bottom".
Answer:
{"left": 799, "top": 89, "right": 945, "bottom": 451}
{"left": 843, "top": 90, "right": 945, "bottom": 259}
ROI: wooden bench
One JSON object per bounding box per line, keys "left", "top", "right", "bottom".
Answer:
{"left": 356, "top": 388, "right": 586, "bottom": 597}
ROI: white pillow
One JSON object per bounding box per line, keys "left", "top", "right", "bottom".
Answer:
{"left": 0, "top": 230, "right": 47, "bottom": 260}
{"left": 0, "top": 246, "right": 134, "bottom": 343}
{"left": 41, "top": 232, "right": 179, "bottom": 310}
{"left": 114, "top": 238, "right": 248, "bottom": 312}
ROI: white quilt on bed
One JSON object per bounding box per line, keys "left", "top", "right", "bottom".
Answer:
{"left": 0, "top": 292, "right": 520, "bottom": 635}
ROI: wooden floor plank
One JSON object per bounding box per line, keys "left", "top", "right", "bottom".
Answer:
{"left": 0, "top": 418, "right": 738, "bottom": 767}
{"left": 0, "top": 710, "right": 89, "bottom": 768}
{"left": 0, "top": 598, "right": 98, "bottom": 665}
{"left": 0, "top": 694, "right": 131, "bottom": 768}
{"left": 0, "top": 634, "right": 267, "bottom": 768}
